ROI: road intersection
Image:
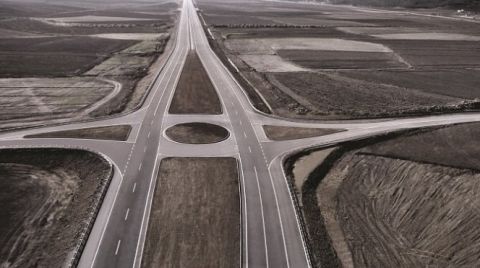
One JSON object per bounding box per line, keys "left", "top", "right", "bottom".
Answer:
{"left": 0, "top": 0, "right": 480, "bottom": 267}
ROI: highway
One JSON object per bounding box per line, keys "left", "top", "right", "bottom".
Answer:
{"left": 0, "top": 0, "right": 480, "bottom": 267}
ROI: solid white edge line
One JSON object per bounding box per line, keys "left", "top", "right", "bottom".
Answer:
{"left": 132, "top": 4, "right": 190, "bottom": 266}
{"left": 254, "top": 166, "right": 270, "bottom": 268}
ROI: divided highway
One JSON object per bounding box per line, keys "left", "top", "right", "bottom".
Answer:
{"left": 0, "top": 0, "right": 479, "bottom": 268}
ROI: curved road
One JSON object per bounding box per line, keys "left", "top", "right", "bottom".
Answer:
{"left": 0, "top": 0, "right": 479, "bottom": 268}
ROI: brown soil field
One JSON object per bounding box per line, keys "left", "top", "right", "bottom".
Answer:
{"left": 0, "top": 0, "right": 176, "bottom": 131}
{"left": 334, "top": 154, "right": 480, "bottom": 267}
{"left": 277, "top": 50, "right": 407, "bottom": 69}
{"left": 271, "top": 72, "right": 460, "bottom": 119}
{"left": 0, "top": 17, "right": 171, "bottom": 35}
{"left": 169, "top": 52, "right": 222, "bottom": 114}
{"left": 0, "top": 148, "right": 112, "bottom": 268}
{"left": 0, "top": 36, "right": 136, "bottom": 77}
{"left": 198, "top": 0, "right": 480, "bottom": 119}
{"left": 287, "top": 122, "right": 480, "bottom": 267}
{"left": 339, "top": 69, "right": 480, "bottom": 99}
{"left": 263, "top": 125, "right": 344, "bottom": 141}
{"left": 141, "top": 157, "right": 240, "bottom": 268}
{"left": 165, "top": 122, "right": 229, "bottom": 144}
{"left": 25, "top": 125, "right": 131, "bottom": 141}
{"left": 378, "top": 40, "right": 480, "bottom": 68}
{"left": 0, "top": 77, "right": 113, "bottom": 122}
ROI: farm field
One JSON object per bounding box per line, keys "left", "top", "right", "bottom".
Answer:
{"left": 0, "top": 0, "right": 177, "bottom": 131}
{"left": 288, "top": 123, "right": 480, "bottom": 267}
{"left": 141, "top": 157, "right": 240, "bottom": 267}
{"left": 0, "top": 148, "right": 112, "bottom": 268}
{"left": 198, "top": 0, "right": 480, "bottom": 119}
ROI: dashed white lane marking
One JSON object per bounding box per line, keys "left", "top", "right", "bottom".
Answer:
{"left": 115, "top": 240, "right": 121, "bottom": 256}
{"left": 248, "top": 146, "right": 252, "bottom": 153}
{"left": 125, "top": 208, "right": 130, "bottom": 221}
{"left": 144, "top": 147, "right": 147, "bottom": 153}
{"left": 138, "top": 163, "right": 143, "bottom": 171}
{"left": 147, "top": 132, "right": 151, "bottom": 138}
{"left": 239, "top": 121, "right": 243, "bottom": 126}
{"left": 132, "top": 183, "right": 137, "bottom": 193}
{"left": 243, "top": 131, "right": 247, "bottom": 138}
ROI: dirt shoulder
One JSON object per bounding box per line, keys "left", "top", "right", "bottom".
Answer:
{"left": 169, "top": 51, "right": 223, "bottom": 114}
{"left": 0, "top": 148, "right": 112, "bottom": 268}
{"left": 141, "top": 157, "right": 240, "bottom": 267}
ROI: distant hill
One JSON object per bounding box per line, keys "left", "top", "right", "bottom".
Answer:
{"left": 323, "top": 0, "right": 480, "bottom": 10}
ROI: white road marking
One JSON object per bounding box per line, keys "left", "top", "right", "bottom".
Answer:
{"left": 236, "top": 111, "right": 239, "bottom": 116}
{"left": 115, "top": 240, "right": 121, "bottom": 256}
{"left": 254, "top": 166, "right": 269, "bottom": 268}
{"left": 138, "top": 163, "right": 142, "bottom": 171}
{"left": 125, "top": 208, "right": 130, "bottom": 221}
{"left": 144, "top": 147, "right": 147, "bottom": 153}
{"left": 147, "top": 132, "right": 151, "bottom": 138}
{"left": 248, "top": 146, "right": 252, "bottom": 153}
{"left": 132, "top": 183, "right": 137, "bottom": 193}
{"left": 239, "top": 121, "right": 243, "bottom": 126}
{"left": 243, "top": 131, "right": 247, "bottom": 138}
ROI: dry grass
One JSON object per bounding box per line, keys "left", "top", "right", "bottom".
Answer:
{"left": 263, "top": 125, "right": 344, "bottom": 141}
{"left": 0, "top": 148, "right": 112, "bottom": 268}
{"left": 292, "top": 122, "right": 480, "bottom": 267}
{"left": 141, "top": 157, "right": 240, "bottom": 268}
{"left": 165, "top": 123, "right": 229, "bottom": 144}
{"left": 169, "top": 52, "right": 222, "bottom": 114}
{"left": 25, "top": 125, "right": 131, "bottom": 141}
{"left": 334, "top": 153, "right": 480, "bottom": 267}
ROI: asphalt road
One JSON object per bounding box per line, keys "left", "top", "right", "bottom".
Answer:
{"left": 0, "top": 0, "right": 480, "bottom": 268}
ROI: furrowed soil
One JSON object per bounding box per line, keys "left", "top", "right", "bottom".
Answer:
{"left": 263, "top": 125, "right": 344, "bottom": 141}
{"left": 0, "top": 0, "right": 177, "bottom": 131}
{"left": 169, "top": 52, "right": 222, "bottom": 114}
{"left": 141, "top": 157, "right": 240, "bottom": 268}
{"left": 166, "top": 123, "right": 229, "bottom": 144}
{"left": 198, "top": 0, "right": 480, "bottom": 119}
{"left": 0, "top": 36, "right": 136, "bottom": 77}
{"left": 290, "top": 122, "right": 480, "bottom": 267}
{"left": 25, "top": 125, "right": 132, "bottom": 141}
{"left": 0, "top": 148, "right": 112, "bottom": 268}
